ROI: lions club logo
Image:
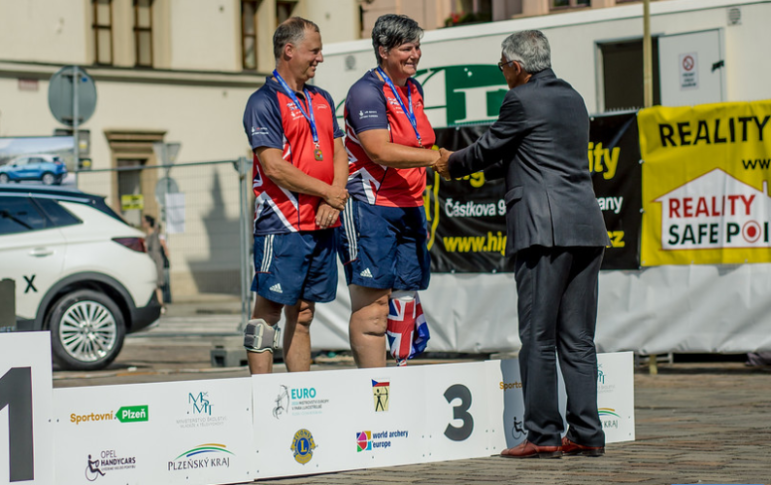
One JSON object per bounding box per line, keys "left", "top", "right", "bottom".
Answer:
{"left": 290, "top": 429, "right": 316, "bottom": 464}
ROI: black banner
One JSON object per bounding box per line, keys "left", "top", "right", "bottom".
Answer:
{"left": 589, "top": 112, "right": 642, "bottom": 270}
{"left": 427, "top": 112, "right": 641, "bottom": 272}
{"left": 426, "top": 125, "right": 511, "bottom": 273}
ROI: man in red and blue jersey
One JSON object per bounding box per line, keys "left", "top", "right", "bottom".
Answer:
{"left": 242, "top": 17, "right": 348, "bottom": 374}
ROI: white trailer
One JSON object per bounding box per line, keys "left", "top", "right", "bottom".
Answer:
{"left": 310, "top": 0, "right": 771, "bottom": 356}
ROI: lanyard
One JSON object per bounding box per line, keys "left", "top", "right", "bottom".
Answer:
{"left": 376, "top": 67, "right": 423, "bottom": 147}
{"left": 273, "top": 70, "right": 320, "bottom": 148}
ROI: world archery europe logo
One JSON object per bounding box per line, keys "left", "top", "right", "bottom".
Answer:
{"left": 356, "top": 431, "right": 372, "bottom": 452}
{"left": 291, "top": 429, "right": 316, "bottom": 464}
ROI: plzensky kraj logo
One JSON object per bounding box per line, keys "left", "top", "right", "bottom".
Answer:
{"left": 599, "top": 408, "right": 621, "bottom": 430}
{"left": 168, "top": 444, "right": 233, "bottom": 471}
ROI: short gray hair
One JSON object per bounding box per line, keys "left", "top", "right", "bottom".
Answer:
{"left": 371, "top": 14, "right": 423, "bottom": 65}
{"left": 501, "top": 30, "right": 551, "bottom": 74}
{"left": 273, "top": 17, "right": 320, "bottom": 60}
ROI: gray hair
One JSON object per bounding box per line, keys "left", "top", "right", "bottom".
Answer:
{"left": 273, "top": 17, "right": 320, "bottom": 61}
{"left": 501, "top": 30, "right": 551, "bottom": 74}
{"left": 371, "top": 14, "right": 423, "bottom": 65}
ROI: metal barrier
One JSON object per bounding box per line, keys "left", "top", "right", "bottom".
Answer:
{"left": 76, "top": 158, "right": 252, "bottom": 329}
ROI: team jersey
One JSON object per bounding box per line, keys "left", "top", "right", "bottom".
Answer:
{"left": 344, "top": 70, "right": 436, "bottom": 207}
{"left": 243, "top": 77, "right": 344, "bottom": 235}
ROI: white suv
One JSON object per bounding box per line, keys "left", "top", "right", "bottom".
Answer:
{"left": 0, "top": 185, "right": 161, "bottom": 370}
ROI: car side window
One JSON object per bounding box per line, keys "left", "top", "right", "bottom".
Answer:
{"left": 33, "top": 198, "right": 82, "bottom": 228}
{"left": 0, "top": 197, "right": 48, "bottom": 235}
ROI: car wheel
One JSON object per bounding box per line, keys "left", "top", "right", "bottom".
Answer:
{"left": 41, "top": 172, "right": 55, "bottom": 185}
{"left": 48, "top": 289, "right": 126, "bottom": 371}
{"left": 0, "top": 174, "right": 8, "bottom": 184}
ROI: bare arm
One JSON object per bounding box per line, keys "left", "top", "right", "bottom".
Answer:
{"left": 255, "top": 147, "right": 348, "bottom": 210}
{"left": 357, "top": 129, "right": 440, "bottom": 169}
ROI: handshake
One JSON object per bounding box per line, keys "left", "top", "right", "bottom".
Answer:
{"left": 431, "top": 147, "right": 454, "bottom": 181}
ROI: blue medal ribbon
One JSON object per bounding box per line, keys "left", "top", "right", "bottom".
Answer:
{"left": 272, "top": 70, "right": 322, "bottom": 159}
{"left": 376, "top": 67, "right": 423, "bottom": 147}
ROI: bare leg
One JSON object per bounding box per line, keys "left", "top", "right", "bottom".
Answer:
{"left": 282, "top": 300, "right": 315, "bottom": 372}
{"left": 247, "top": 295, "right": 283, "bottom": 375}
{"left": 349, "top": 285, "right": 390, "bottom": 368}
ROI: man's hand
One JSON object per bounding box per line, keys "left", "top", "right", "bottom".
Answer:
{"left": 433, "top": 148, "right": 453, "bottom": 181}
{"left": 316, "top": 201, "right": 341, "bottom": 229}
{"left": 324, "top": 185, "right": 349, "bottom": 211}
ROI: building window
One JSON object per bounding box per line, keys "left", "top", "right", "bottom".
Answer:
{"left": 551, "top": 0, "right": 590, "bottom": 9}
{"left": 241, "top": 0, "right": 258, "bottom": 70}
{"left": 93, "top": 0, "right": 113, "bottom": 65}
{"left": 134, "top": 0, "right": 153, "bottom": 67}
{"left": 446, "top": 0, "right": 492, "bottom": 26}
{"left": 276, "top": 1, "right": 298, "bottom": 25}
{"left": 599, "top": 38, "right": 661, "bottom": 111}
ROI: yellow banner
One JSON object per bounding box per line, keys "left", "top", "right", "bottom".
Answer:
{"left": 121, "top": 194, "right": 144, "bottom": 211}
{"left": 640, "top": 101, "right": 771, "bottom": 266}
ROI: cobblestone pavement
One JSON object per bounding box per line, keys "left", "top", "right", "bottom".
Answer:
{"left": 52, "top": 308, "right": 771, "bottom": 485}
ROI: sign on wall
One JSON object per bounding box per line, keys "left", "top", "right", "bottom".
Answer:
{"left": 0, "top": 332, "right": 53, "bottom": 485}
{"left": 639, "top": 101, "right": 771, "bottom": 266}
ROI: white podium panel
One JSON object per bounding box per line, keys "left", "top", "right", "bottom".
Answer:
{"left": 487, "top": 353, "right": 635, "bottom": 451}
{"left": 596, "top": 352, "right": 636, "bottom": 443}
{"left": 53, "top": 378, "right": 254, "bottom": 485}
{"left": 422, "top": 362, "right": 495, "bottom": 462}
{"left": 0, "top": 332, "right": 53, "bottom": 485}
{"left": 251, "top": 366, "right": 429, "bottom": 479}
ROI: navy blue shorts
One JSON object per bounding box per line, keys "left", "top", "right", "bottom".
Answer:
{"left": 251, "top": 230, "right": 337, "bottom": 305}
{"left": 337, "top": 199, "right": 430, "bottom": 291}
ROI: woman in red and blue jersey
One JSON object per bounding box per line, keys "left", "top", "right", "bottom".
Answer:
{"left": 338, "top": 14, "right": 439, "bottom": 368}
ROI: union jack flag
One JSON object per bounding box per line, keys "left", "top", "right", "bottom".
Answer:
{"left": 386, "top": 292, "right": 430, "bottom": 366}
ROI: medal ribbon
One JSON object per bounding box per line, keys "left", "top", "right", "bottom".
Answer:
{"left": 273, "top": 70, "right": 319, "bottom": 147}
{"left": 376, "top": 67, "right": 423, "bottom": 147}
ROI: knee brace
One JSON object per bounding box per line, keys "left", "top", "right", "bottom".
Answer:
{"left": 244, "top": 318, "right": 280, "bottom": 353}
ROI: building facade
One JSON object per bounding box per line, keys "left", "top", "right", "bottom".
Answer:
{"left": 0, "top": 0, "right": 361, "bottom": 297}
{"left": 360, "top": 0, "right": 664, "bottom": 35}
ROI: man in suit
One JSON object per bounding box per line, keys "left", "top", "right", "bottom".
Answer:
{"left": 434, "top": 30, "right": 609, "bottom": 459}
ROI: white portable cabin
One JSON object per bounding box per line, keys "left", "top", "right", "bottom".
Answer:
{"left": 310, "top": 0, "right": 771, "bottom": 355}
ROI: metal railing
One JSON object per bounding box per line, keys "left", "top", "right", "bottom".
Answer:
{"left": 76, "top": 157, "right": 252, "bottom": 329}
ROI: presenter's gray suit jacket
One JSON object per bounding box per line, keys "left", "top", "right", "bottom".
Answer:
{"left": 448, "top": 68, "right": 610, "bottom": 254}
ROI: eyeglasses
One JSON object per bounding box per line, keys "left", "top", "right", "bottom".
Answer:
{"left": 498, "top": 59, "right": 517, "bottom": 71}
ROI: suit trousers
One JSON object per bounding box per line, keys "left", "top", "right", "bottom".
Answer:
{"left": 514, "top": 245, "right": 605, "bottom": 447}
